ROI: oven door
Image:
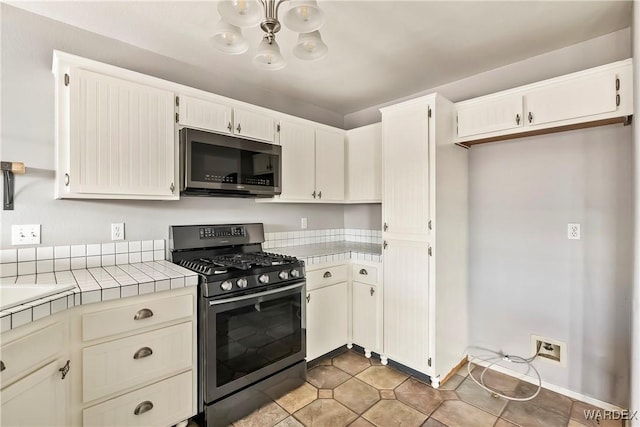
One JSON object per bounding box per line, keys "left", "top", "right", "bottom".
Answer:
{"left": 204, "top": 281, "right": 306, "bottom": 404}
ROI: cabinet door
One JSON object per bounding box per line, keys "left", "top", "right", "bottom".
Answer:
{"left": 346, "top": 123, "right": 381, "bottom": 201}
{"left": 383, "top": 239, "right": 430, "bottom": 373}
{"left": 1, "top": 359, "right": 68, "bottom": 426}
{"left": 525, "top": 70, "right": 618, "bottom": 126}
{"left": 70, "top": 68, "right": 176, "bottom": 198}
{"left": 177, "top": 94, "right": 232, "bottom": 134}
{"left": 352, "top": 282, "right": 378, "bottom": 351}
{"left": 279, "top": 121, "right": 316, "bottom": 200}
{"left": 306, "top": 282, "right": 348, "bottom": 361}
{"left": 315, "top": 129, "right": 345, "bottom": 201}
{"left": 382, "top": 105, "right": 431, "bottom": 237}
{"left": 457, "top": 95, "right": 523, "bottom": 138}
{"left": 233, "top": 107, "right": 275, "bottom": 143}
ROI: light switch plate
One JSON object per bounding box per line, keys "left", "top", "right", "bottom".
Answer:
{"left": 11, "top": 224, "right": 41, "bottom": 245}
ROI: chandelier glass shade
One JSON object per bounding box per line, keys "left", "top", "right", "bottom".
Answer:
{"left": 213, "top": 0, "right": 327, "bottom": 70}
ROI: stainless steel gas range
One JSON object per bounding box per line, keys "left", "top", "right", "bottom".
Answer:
{"left": 169, "top": 223, "right": 306, "bottom": 427}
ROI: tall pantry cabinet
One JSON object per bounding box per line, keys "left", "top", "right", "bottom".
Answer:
{"left": 380, "top": 94, "right": 468, "bottom": 388}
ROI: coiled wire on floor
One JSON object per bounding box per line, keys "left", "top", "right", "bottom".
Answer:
{"left": 466, "top": 344, "right": 543, "bottom": 401}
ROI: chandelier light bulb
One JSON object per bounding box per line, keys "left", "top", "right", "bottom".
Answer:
{"left": 253, "top": 36, "right": 286, "bottom": 70}
{"left": 284, "top": 0, "right": 325, "bottom": 33}
{"left": 218, "top": 0, "right": 262, "bottom": 28}
{"left": 293, "top": 30, "right": 327, "bottom": 61}
{"left": 211, "top": 20, "right": 249, "bottom": 54}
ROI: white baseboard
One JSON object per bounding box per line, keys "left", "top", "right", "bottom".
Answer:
{"left": 470, "top": 358, "right": 626, "bottom": 413}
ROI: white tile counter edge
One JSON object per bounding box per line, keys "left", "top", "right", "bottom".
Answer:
{"left": 0, "top": 260, "right": 198, "bottom": 332}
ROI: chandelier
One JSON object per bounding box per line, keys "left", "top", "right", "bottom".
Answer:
{"left": 212, "top": 0, "right": 328, "bottom": 70}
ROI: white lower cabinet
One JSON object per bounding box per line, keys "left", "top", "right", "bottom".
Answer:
{"left": 306, "top": 268, "right": 349, "bottom": 361}
{"left": 351, "top": 282, "right": 378, "bottom": 356}
{"left": 0, "top": 317, "right": 70, "bottom": 427}
{"left": 83, "top": 371, "right": 192, "bottom": 427}
{"left": 1, "top": 358, "right": 69, "bottom": 427}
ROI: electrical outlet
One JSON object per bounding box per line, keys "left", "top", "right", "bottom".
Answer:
{"left": 567, "top": 223, "right": 580, "bottom": 240}
{"left": 111, "top": 223, "right": 125, "bottom": 241}
{"left": 531, "top": 335, "right": 566, "bottom": 366}
{"left": 11, "top": 224, "right": 41, "bottom": 245}
{"left": 301, "top": 218, "right": 308, "bottom": 229}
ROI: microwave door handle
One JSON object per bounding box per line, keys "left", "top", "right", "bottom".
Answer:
{"left": 209, "top": 281, "right": 305, "bottom": 306}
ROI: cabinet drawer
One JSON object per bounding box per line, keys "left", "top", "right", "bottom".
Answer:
{"left": 1, "top": 322, "right": 66, "bottom": 388}
{"left": 83, "top": 322, "right": 192, "bottom": 403}
{"left": 352, "top": 264, "right": 378, "bottom": 285}
{"left": 307, "top": 265, "right": 348, "bottom": 289}
{"left": 82, "top": 294, "right": 193, "bottom": 341}
{"left": 83, "top": 371, "right": 192, "bottom": 427}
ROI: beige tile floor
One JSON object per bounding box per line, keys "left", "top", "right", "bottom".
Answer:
{"left": 231, "top": 349, "right": 623, "bottom": 427}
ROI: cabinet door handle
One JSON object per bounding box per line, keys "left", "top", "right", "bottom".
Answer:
{"left": 312, "top": 191, "right": 316, "bottom": 199}
{"left": 64, "top": 173, "right": 70, "bottom": 186}
{"left": 528, "top": 112, "right": 533, "bottom": 123}
{"left": 306, "top": 294, "right": 310, "bottom": 303}
{"left": 383, "top": 241, "right": 388, "bottom": 249}
{"left": 323, "top": 271, "right": 332, "bottom": 278}
{"left": 236, "top": 123, "right": 242, "bottom": 133}
{"left": 134, "top": 308, "right": 154, "bottom": 320}
{"left": 370, "top": 287, "right": 375, "bottom": 296}
{"left": 134, "top": 401, "right": 154, "bottom": 416}
{"left": 170, "top": 182, "right": 175, "bottom": 193}
{"left": 516, "top": 114, "right": 521, "bottom": 125}
{"left": 383, "top": 222, "right": 388, "bottom": 231}
{"left": 133, "top": 347, "right": 153, "bottom": 360}
{"left": 59, "top": 360, "right": 70, "bottom": 380}
{"left": 359, "top": 268, "right": 368, "bottom": 275}
{"left": 227, "top": 122, "right": 232, "bottom": 132}
{"left": 1, "top": 360, "right": 6, "bottom": 372}
{"left": 318, "top": 191, "right": 322, "bottom": 199}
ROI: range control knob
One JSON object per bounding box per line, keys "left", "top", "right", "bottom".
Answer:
{"left": 237, "top": 278, "right": 248, "bottom": 288}
{"left": 258, "top": 274, "right": 270, "bottom": 284}
{"left": 290, "top": 269, "right": 300, "bottom": 278}
{"left": 278, "top": 271, "right": 289, "bottom": 280}
{"left": 220, "top": 280, "right": 233, "bottom": 291}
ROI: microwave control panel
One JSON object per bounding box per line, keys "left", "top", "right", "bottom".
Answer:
{"left": 199, "top": 226, "right": 245, "bottom": 239}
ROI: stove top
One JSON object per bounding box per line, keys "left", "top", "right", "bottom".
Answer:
{"left": 179, "top": 252, "right": 298, "bottom": 275}
{"left": 169, "top": 223, "right": 305, "bottom": 298}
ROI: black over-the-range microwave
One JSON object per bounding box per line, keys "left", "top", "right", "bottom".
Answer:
{"left": 179, "top": 127, "right": 282, "bottom": 198}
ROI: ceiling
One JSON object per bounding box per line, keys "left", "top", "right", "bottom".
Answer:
{"left": 9, "top": 1, "right": 632, "bottom": 116}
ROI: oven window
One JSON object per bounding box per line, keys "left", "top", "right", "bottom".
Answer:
{"left": 190, "top": 141, "right": 277, "bottom": 187}
{"left": 215, "top": 293, "right": 303, "bottom": 387}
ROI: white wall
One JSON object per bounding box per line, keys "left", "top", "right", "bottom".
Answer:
{"left": 631, "top": 0, "right": 639, "bottom": 423}
{"left": 0, "top": 4, "right": 345, "bottom": 246}
{"left": 344, "top": 204, "right": 381, "bottom": 230}
{"left": 469, "top": 126, "right": 633, "bottom": 407}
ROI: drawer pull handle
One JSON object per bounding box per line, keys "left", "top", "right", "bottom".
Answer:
{"left": 59, "top": 360, "right": 70, "bottom": 380}
{"left": 134, "top": 308, "right": 154, "bottom": 320}
{"left": 359, "top": 269, "right": 368, "bottom": 275}
{"left": 323, "top": 271, "right": 332, "bottom": 278}
{"left": 1, "top": 360, "right": 6, "bottom": 372}
{"left": 134, "top": 401, "right": 154, "bottom": 416}
{"left": 133, "top": 347, "right": 153, "bottom": 360}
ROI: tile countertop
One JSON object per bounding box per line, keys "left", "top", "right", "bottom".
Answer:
{"left": 0, "top": 260, "right": 198, "bottom": 333}
{"left": 270, "top": 242, "right": 382, "bottom": 265}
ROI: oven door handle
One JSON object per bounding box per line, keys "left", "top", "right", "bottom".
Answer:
{"left": 208, "top": 281, "right": 305, "bottom": 306}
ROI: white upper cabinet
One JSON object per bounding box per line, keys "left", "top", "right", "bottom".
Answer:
{"left": 454, "top": 59, "right": 633, "bottom": 145}
{"left": 275, "top": 121, "right": 345, "bottom": 203}
{"left": 279, "top": 120, "right": 316, "bottom": 200}
{"left": 346, "top": 123, "right": 382, "bottom": 202}
{"left": 177, "top": 95, "right": 276, "bottom": 143}
{"left": 456, "top": 95, "right": 523, "bottom": 138}
{"left": 315, "top": 129, "right": 345, "bottom": 201}
{"left": 177, "top": 94, "right": 232, "bottom": 135}
{"left": 64, "top": 68, "right": 176, "bottom": 199}
{"left": 233, "top": 107, "right": 276, "bottom": 143}
{"left": 382, "top": 103, "right": 431, "bottom": 239}
{"left": 525, "top": 70, "right": 617, "bottom": 126}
